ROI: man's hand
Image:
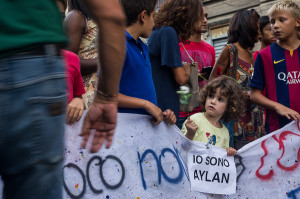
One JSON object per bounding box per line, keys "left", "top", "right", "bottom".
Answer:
{"left": 66, "top": 97, "right": 84, "bottom": 124}
{"left": 80, "top": 99, "right": 117, "bottom": 153}
{"left": 162, "top": 109, "right": 176, "bottom": 125}
{"left": 79, "top": 0, "right": 125, "bottom": 153}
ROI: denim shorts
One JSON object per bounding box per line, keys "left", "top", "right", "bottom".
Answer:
{"left": 0, "top": 46, "right": 66, "bottom": 199}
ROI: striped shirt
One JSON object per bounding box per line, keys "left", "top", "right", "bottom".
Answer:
{"left": 250, "top": 43, "right": 300, "bottom": 133}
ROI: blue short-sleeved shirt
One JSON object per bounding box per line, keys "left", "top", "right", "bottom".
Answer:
{"left": 118, "top": 31, "right": 157, "bottom": 115}
{"left": 148, "top": 26, "right": 183, "bottom": 118}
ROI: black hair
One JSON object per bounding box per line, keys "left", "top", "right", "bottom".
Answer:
{"left": 68, "top": 0, "right": 91, "bottom": 19}
{"left": 259, "top": 16, "right": 270, "bottom": 34}
{"left": 227, "top": 9, "right": 260, "bottom": 49}
{"left": 120, "top": 0, "right": 158, "bottom": 27}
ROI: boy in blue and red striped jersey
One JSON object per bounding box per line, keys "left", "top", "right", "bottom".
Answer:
{"left": 250, "top": 1, "right": 300, "bottom": 133}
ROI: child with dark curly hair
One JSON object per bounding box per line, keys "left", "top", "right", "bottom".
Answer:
{"left": 181, "top": 76, "right": 246, "bottom": 156}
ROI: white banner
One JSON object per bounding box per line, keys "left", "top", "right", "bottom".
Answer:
{"left": 1, "top": 112, "right": 300, "bottom": 199}
{"left": 188, "top": 150, "right": 236, "bottom": 195}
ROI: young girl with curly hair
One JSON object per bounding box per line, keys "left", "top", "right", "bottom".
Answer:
{"left": 181, "top": 76, "right": 246, "bottom": 156}
{"left": 148, "top": 0, "right": 203, "bottom": 121}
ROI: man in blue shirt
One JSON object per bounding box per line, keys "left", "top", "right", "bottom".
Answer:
{"left": 119, "top": 0, "right": 176, "bottom": 125}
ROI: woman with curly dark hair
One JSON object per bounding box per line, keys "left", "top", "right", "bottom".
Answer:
{"left": 181, "top": 76, "right": 246, "bottom": 156}
{"left": 148, "top": 0, "right": 203, "bottom": 122}
{"left": 209, "top": 9, "right": 265, "bottom": 149}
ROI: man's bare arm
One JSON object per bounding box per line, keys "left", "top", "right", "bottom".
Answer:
{"left": 80, "top": 0, "right": 126, "bottom": 153}
{"left": 84, "top": 0, "right": 126, "bottom": 100}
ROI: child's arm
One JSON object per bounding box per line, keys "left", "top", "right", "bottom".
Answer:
{"left": 184, "top": 118, "right": 198, "bottom": 140}
{"left": 66, "top": 96, "right": 84, "bottom": 124}
{"left": 250, "top": 88, "right": 300, "bottom": 121}
{"left": 172, "top": 62, "right": 191, "bottom": 86}
{"left": 226, "top": 147, "right": 237, "bottom": 156}
{"left": 118, "top": 93, "right": 163, "bottom": 125}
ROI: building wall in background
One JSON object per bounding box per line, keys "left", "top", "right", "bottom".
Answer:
{"left": 203, "top": 0, "right": 286, "bottom": 60}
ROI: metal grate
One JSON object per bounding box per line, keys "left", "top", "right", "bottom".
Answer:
{"left": 213, "top": 37, "right": 228, "bottom": 61}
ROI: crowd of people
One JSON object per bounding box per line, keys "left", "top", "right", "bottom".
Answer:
{"left": 0, "top": 0, "right": 299, "bottom": 198}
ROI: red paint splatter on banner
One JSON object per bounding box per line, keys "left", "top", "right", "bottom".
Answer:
{"left": 256, "top": 131, "right": 300, "bottom": 181}
{"left": 255, "top": 140, "right": 274, "bottom": 180}
{"left": 276, "top": 131, "right": 300, "bottom": 171}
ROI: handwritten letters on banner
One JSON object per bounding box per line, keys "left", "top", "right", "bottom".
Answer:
{"left": 1, "top": 113, "right": 299, "bottom": 199}
{"left": 61, "top": 113, "right": 300, "bottom": 199}
{"left": 188, "top": 150, "right": 236, "bottom": 195}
